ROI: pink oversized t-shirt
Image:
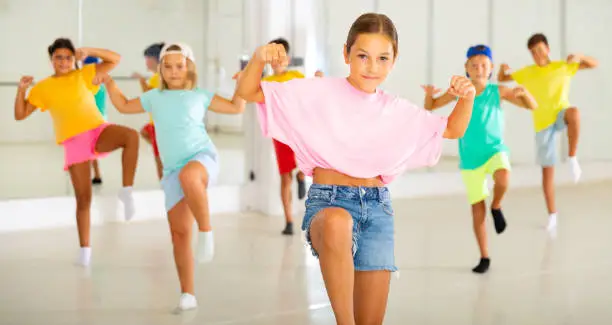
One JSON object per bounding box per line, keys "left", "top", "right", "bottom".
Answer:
{"left": 256, "top": 77, "right": 448, "bottom": 184}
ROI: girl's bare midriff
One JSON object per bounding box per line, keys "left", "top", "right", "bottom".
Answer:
{"left": 312, "top": 168, "right": 384, "bottom": 187}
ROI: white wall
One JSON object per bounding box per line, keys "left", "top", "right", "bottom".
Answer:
{"left": 321, "top": 0, "right": 611, "bottom": 164}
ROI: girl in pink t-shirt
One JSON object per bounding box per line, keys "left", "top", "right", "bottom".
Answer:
{"left": 238, "top": 13, "right": 475, "bottom": 323}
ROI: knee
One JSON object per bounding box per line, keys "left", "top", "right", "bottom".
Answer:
{"left": 178, "top": 163, "right": 205, "bottom": 188}
{"left": 494, "top": 169, "right": 509, "bottom": 187}
{"left": 312, "top": 208, "right": 353, "bottom": 251}
{"left": 565, "top": 107, "right": 580, "bottom": 123}
{"left": 280, "top": 173, "right": 292, "bottom": 186}
{"left": 126, "top": 128, "right": 140, "bottom": 146}
{"left": 75, "top": 191, "right": 92, "bottom": 210}
{"left": 170, "top": 227, "right": 190, "bottom": 245}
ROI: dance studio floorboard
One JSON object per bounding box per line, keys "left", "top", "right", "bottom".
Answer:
{"left": 1, "top": 181, "right": 610, "bottom": 324}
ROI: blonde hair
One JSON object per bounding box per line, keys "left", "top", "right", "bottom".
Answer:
{"left": 159, "top": 45, "right": 198, "bottom": 90}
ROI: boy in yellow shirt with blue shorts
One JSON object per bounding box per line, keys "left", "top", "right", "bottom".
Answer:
{"left": 498, "top": 33, "right": 598, "bottom": 232}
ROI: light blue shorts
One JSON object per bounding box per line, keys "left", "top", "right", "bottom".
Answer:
{"left": 161, "top": 148, "right": 219, "bottom": 212}
{"left": 302, "top": 184, "right": 397, "bottom": 272}
{"left": 535, "top": 109, "right": 567, "bottom": 167}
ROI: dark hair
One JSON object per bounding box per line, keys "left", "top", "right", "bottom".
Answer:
{"left": 527, "top": 33, "right": 548, "bottom": 49}
{"left": 268, "top": 38, "right": 290, "bottom": 54}
{"left": 48, "top": 38, "right": 76, "bottom": 57}
{"left": 346, "top": 13, "right": 398, "bottom": 57}
{"left": 144, "top": 42, "right": 165, "bottom": 60}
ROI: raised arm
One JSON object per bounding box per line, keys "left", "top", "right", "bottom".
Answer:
{"left": 567, "top": 53, "right": 598, "bottom": 70}
{"left": 14, "top": 76, "right": 37, "bottom": 121}
{"left": 98, "top": 75, "right": 146, "bottom": 114}
{"left": 497, "top": 63, "right": 514, "bottom": 83}
{"left": 236, "top": 43, "right": 288, "bottom": 103}
{"left": 499, "top": 85, "right": 537, "bottom": 110}
{"left": 421, "top": 85, "right": 456, "bottom": 111}
{"left": 442, "top": 76, "right": 476, "bottom": 139}
{"left": 76, "top": 47, "right": 121, "bottom": 74}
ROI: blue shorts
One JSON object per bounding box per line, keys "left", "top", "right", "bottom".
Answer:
{"left": 535, "top": 109, "right": 567, "bottom": 167}
{"left": 161, "top": 148, "right": 219, "bottom": 212}
{"left": 302, "top": 184, "right": 397, "bottom": 272}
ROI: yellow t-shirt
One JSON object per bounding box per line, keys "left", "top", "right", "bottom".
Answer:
{"left": 262, "top": 70, "right": 305, "bottom": 83}
{"left": 511, "top": 61, "right": 580, "bottom": 131}
{"left": 147, "top": 73, "right": 161, "bottom": 124}
{"left": 27, "top": 64, "right": 106, "bottom": 144}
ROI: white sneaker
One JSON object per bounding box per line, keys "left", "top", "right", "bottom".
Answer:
{"left": 547, "top": 213, "right": 557, "bottom": 232}
{"left": 569, "top": 156, "right": 581, "bottom": 183}
{"left": 196, "top": 231, "right": 214, "bottom": 263}
{"left": 173, "top": 293, "right": 197, "bottom": 314}
{"left": 76, "top": 247, "right": 91, "bottom": 267}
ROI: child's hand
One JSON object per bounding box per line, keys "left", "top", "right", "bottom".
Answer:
{"left": 92, "top": 73, "right": 111, "bottom": 86}
{"left": 75, "top": 48, "right": 89, "bottom": 61}
{"left": 499, "top": 63, "right": 511, "bottom": 75}
{"left": 255, "top": 43, "right": 288, "bottom": 67}
{"left": 420, "top": 85, "right": 442, "bottom": 96}
{"left": 566, "top": 53, "right": 582, "bottom": 64}
{"left": 447, "top": 76, "right": 475, "bottom": 99}
{"left": 18, "top": 76, "right": 34, "bottom": 90}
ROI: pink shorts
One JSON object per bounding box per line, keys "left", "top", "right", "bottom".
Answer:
{"left": 62, "top": 123, "right": 110, "bottom": 170}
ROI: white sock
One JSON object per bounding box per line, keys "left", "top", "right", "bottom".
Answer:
{"left": 196, "top": 231, "right": 214, "bottom": 264}
{"left": 569, "top": 156, "right": 581, "bottom": 183}
{"left": 173, "top": 293, "right": 197, "bottom": 313}
{"left": 77, "top": 247, "right": 91, "bottom": 266}
{"left": 547, "top": 213, "right": 557, "bottom": 231}
{"left": 118, "top": 187, "right": 135, "bottom": 221}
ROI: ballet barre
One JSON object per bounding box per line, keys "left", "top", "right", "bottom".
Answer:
{"left": 0, "top": 76, "right": 138, "bottom": 87}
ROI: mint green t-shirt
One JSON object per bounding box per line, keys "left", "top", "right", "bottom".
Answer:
{"left": 458, "top": 83, "right": 508, "bottom": 170}
{"left": 139, "top": 88, "right": 216, "bottom": 175}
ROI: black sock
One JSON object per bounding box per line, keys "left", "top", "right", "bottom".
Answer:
{"left": 282, "top": 222, "right": 294, "bottom": 235}
{"left": 472, "top": 257, "right": 490, "bottom": 274}
{"left": 491, "top": 208, "right": 507, "bottom": 234}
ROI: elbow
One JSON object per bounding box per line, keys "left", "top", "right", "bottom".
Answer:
{"left": 444, "top": 126, "right": 467, "bottom": 139}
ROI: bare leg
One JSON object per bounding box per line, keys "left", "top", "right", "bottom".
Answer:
{"left": 69, "top": 162, "right": 93, "bottom": 247}
{"left": 280, "top": 172, "right": 294, "bottom": 235}
{"left": 472, "top": 201, "right": 488, "bottom": 258}
{"left": 471, "top": 200, "right": 491, "bottom": 273}
{"left": 353, "top": 271, "right": 391, "bottom": 325}
{"left": 542, "top": 167, "right": 556, "bottom": 214}
{"left": 178, "top": 161, "right": 211, "bottom": 232}
{"left": 491, "top": 169, "right": 509, "bottom": 209}
{"left": 167, "top": 200, "right": 195, "bottom": 294}
{"left": 310, "top": 207, "right": 355, "bottom": 325}
{"left": 179, "top": 161, "right": 214, "bottom": 263}
{"left": 564, "top": 107, "right": 580, "bottom": 157}
{"left": 91, "top": 160, "right": 102, "bottom": 180}
{"left": 95, "top": 125, "right": 139, "bottom": 187}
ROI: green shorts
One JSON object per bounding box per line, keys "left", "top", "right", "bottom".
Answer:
{"left": 460, "top": 152, "right": 511, "bottom": 205}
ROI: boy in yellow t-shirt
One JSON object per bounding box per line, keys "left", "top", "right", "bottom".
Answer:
{"left": 133, "top": 42, "right": 165, "bottom": 179}
{"left": 498, "top": 33, "right": 598, "bottom": 231}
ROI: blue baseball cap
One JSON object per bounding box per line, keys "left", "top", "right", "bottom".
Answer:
{"left": 466, "top": 45, "right": 493, "bottom": 61}
{"left": 83, "top": 56, "right": 101, "bottom": 65}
